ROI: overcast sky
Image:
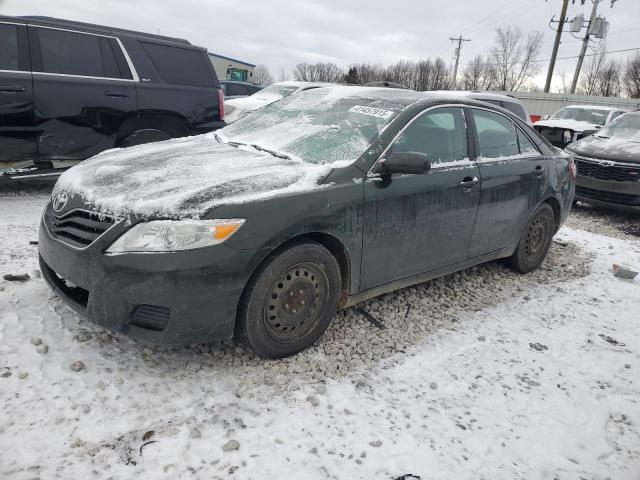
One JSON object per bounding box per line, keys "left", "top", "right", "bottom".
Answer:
{"left": 3, "top": 0, "right": 639, "bottom": 89}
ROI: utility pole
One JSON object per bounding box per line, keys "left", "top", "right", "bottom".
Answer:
{"left": 544, "top": 0, "right": 571, "bottom": 92}
{"left": 570, "top": 0, "right": 601, "bottom": 93}
{"left": 449, "top": 35, "right": 471, "bottom": 89}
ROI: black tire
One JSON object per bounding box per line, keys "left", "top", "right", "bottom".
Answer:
{"left": 120, "top": 129, "right": 172, "bottom": 148}
{"left": 237, "top": 242, "right": 341, "bottom": 358}
{"left": 508, "top": 203, "right": 555, "bottom": 274}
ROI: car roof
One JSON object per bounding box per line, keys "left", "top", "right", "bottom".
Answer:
{"left": 561, "top": 104, "right": 629, "bottom": 111}
{"left": 429, "top": 90, "right": 521, "bottom": 103}
{"left": 220, "top": 80, "right": 260, "bottom": 86}
{"left": 2, "top": 15, "right": 193, "bottom": 46}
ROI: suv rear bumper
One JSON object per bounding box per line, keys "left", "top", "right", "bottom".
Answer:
{"left": 575, "top": 175, "right": 640, "bottom": 212}
{"left": 38, "top": 215, "right": 265, "bottom": 345}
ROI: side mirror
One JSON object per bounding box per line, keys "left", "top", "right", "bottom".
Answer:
{"left": 377, "top": 152, "right": 431, "bottom": 175}
{"left": 542, "top": 115, "right": 550, "bottom": 120}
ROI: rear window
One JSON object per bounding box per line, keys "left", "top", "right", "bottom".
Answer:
{"left": 36, "top": 28, "right": 124, "bottom": 78}
{"left": 501, "top": 101, "right": 527, "bottom": 122}
{"left": 0, "top": 24, "right": 19, "bottom": 71}
{"left": 141, "top": 42, "right": 215, "bottom": 87}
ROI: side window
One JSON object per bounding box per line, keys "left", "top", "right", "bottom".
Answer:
{"left": 141, "top": 42, "right": 214, "bottom": 87}
{"left": 516, "top": 128, "right": 540, "bottom": 157}
{"left": 390, "top": 107, "right": 468, "bottom": 165}
{"left": 609, "top": 111, "right": 624, "bottom": 122}
{"left": 0, "top": 24, "right": 19, "bottom": 71}
{"left": 36, "top": 28, "right": 123, "bottom": 78}
{"left": 473, "top": 109, "right": 519, "bottom": 158}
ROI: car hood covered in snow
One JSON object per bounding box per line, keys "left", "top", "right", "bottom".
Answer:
{"left": 534, "top": 119, "right": 601, "bottom": 132}
{"left": 566, "top": 135, "right": 640, "bottom": 163}
{"left": 52, "top": 134, "right": 342, "bottom": 219}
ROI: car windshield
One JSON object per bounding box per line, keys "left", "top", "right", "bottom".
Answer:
{"left": 218, "top": 87, "right": 417, "bottom": 164}
{"left": 551, "top": 107, "right": 609, "bottom": 125}
{"left": 595, "top": 113, "right": 640, "bottom": 142}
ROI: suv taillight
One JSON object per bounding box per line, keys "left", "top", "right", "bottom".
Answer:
{"left": 218, "top": 88, "right": 224, "bottom": 121}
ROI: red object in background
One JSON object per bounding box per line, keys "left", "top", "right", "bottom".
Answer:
{"left": 530, "top": 115, "right": 542, "bottom": 123}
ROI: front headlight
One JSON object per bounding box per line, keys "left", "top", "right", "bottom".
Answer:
{"left": 106, "top": 219, "right": 245, "bottom": 253}
{"left": 563, "top": 130, "right": 573, "bottom": 143}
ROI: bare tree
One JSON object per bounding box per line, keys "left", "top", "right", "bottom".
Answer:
{"left": 489, "top": 27, "right": 543, "bottom": 91}
{"left": 292, "top": 63, "right": 343, "bottom": 83}
{"left": 622, "top": 53, "right": 640, "bottom": 98}
{"left": 596, "top": 60, "right": 621, "bottom": 97}
{"left": 555, "top": 71, "right": 571, "bottom": 93}
{"left": 253, "top": 64, "right": 274, "bottom": 86}
{"left": 352, "top": 63, "right": 386, "bottom": 84}
{"left": 461, "top": 55, "right": 497, "bottom": 91}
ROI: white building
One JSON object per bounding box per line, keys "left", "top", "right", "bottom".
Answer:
{"left": 208, "top": 53, "right": 256, "bottom": 83}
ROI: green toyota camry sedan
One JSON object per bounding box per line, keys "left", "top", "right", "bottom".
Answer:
{"left": 39, "top": 86, "right": 575, "bottom": 358}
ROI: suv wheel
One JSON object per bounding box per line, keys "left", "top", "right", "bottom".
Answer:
{"left": 237, "top": 242, "right": 341, "bottom": 358}
{"left": 120, "top": 129, "right": 172, "bottom": 148}
{"left": 509, "top": 203, "right": 555, "bottom": 273}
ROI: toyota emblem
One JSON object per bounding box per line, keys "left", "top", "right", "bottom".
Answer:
{"left": 52, "top": 190, "right": 69, "bottom": 213}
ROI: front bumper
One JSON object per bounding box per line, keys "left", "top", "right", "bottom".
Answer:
{"left": 38, "top": 213, "right": 267, "bottom": 345}
{"left": 575, "top": 174, "right": 640, "bottom": 212}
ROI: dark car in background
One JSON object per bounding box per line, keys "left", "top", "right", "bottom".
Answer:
{"left": 219, "top": 80, "right": 263, "bottom": 99}
{"left": 39, "top": 87, "right": 575, "bottom": 358}
{"left": 566, "top": 111, "right": 640, "bottom": 212}
{"left": 0, "top": 15, "right": 224, "bottom": 175}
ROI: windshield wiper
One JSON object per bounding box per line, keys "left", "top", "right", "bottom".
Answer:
{"left": 250, "top": 144, "right": 291, "bottom": 160}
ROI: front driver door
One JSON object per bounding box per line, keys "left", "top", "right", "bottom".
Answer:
{"left": 361, "top": 106, "right": 481, "bottom": 291}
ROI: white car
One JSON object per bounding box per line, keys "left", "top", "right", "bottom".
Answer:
{"left": 533, "top": 105, "right": 629, "bottom": 148}
{"left": 224, "top": 81, "right": 332, "bottom": 123}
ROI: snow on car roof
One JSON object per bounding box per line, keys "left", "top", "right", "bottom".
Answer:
{"left": 561, "top": 105, "right": 628, "bottom": 111}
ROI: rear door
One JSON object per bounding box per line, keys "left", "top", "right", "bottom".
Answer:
{"left": 361, "top": 106, "right": 480, "bottom": 290}
{"left": 0, "top": 21, "right": 36, "bottom": 163}
{"left": 28, "top": 25, "right": 138, "bottom": 161}
{"left": 468, "top": 108, "right": 547, "bottom": 257}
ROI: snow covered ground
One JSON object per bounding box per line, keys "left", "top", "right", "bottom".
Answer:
{"left": 1, "top": 186, "right": 639, "bottom": 480}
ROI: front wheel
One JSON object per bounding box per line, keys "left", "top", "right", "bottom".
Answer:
{"left": 236, "top": 242, "right": 341, "bottom": 358}
{"left": 508, "top": 203, "right": 555, "bottom": 273}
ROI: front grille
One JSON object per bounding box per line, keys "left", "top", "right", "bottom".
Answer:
{"left": 536, "top": 126, "right": 566, "bottom": 147}
{"left": 46, "top": 205, "right": 115, "bottom": 248}
{"left": 576, "top": 186, "right": 640, "bottom": 206}
{"left": 129, "top": 305, "right": 170, "bottom": 332}
{"left": 575, "top": 157, "right": 640, "bottom": 182}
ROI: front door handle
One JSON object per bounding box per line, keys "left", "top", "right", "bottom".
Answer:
{"left": 535, "top": 165, "right": 545, "bottom": 178}
{"left": 104, "top": 90, "right": 129, "bottom": 98}
{"left": 0, "top": 85, "right": 26, "bottom": 93}
{"left": 460, "top": 176, "right": 479, "bottom": 192}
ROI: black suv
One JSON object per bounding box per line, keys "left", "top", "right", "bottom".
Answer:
{"left": 0, "top": 16, "right": 224, "bottom": 170}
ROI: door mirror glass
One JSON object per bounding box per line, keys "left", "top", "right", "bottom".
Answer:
{"left": 378, "top": 152, "right": 431, "bottom": 175}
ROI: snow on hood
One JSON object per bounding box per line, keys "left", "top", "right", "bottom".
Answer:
{"left": 533, "top": 119, "right": 601, "bottom": 132}
{"left": 566, "top": 135, "right": 640, "bottom": 163}
{"left": 52, "top": 134, "right": 343, "bottom": 219}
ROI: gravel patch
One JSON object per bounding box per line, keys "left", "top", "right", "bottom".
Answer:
{"left": 566, "top": 202, "right": 640, "bottom": 240}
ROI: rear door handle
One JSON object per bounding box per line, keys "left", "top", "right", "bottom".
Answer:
{"left": 0, "top": 85, "right": 26, "bottom": 93}
{"left": 104, "top": 90, "right": 129, "bottom": 98}
{"left": 535, "top": 165, "right": 545, "bottom": 178}
{"left": 460, "top": 176, "right": 479, "bottom": 192}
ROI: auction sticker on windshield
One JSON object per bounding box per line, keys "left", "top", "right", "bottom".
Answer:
{"left": 348, "top": 105, "right": 395, "bottom": 119}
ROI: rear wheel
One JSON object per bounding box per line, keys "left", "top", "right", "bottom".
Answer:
{"left": 237, "top": 242, "right": 341, "bottom": 358}
{"left": 120, "top": 129, "right": 172, "bottom": 148}
{"left": 508, "top": 203, "right": 555, "bottom": 273}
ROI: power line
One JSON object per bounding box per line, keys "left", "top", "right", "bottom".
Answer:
{"left": 461, "top": 46, "right": 639, "bottom": 67}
